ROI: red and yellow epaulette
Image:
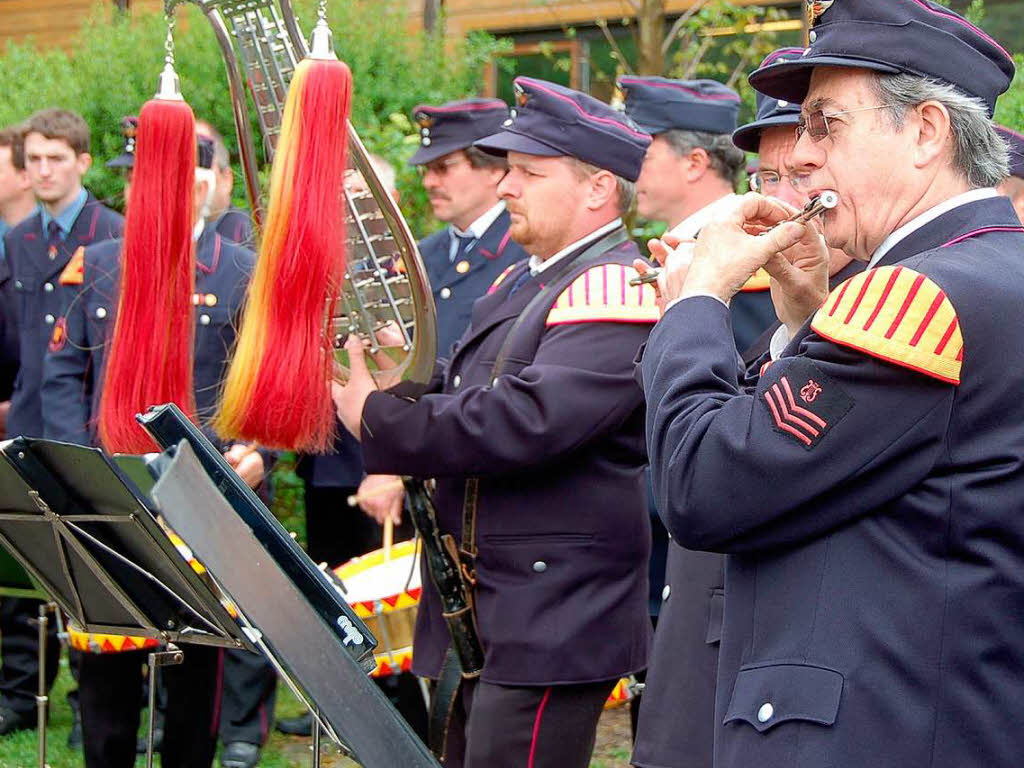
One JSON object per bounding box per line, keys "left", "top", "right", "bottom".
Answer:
{"left": 487, "top": 263, "right": 519, "bottom": 295}
{"left": 546, "top": 263, "right": 660, "bottom": 326}
{"left": 58, "top": 246, "right": 85, "bottom": 286}
{"left": 739, "top": 267, "right": 771, "bottom": 292}
{"left": 67, "top": 626, "right": 161, "bottom": 654}
{"left": 811, "top": 265, "right": 962, "bottom": 385}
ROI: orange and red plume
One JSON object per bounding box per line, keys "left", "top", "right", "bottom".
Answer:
{"left": 97, "top": 97, "right": 198, "bottom": 453}
{"left": 214, "top": 56, "right": 352, "bottom": 452}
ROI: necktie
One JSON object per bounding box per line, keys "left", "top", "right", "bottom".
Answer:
{"left": 46, "top": 220, "right": 62, "bottom": 260}
{"left": 449, "top": 231, "right": 475, "bottom": 263}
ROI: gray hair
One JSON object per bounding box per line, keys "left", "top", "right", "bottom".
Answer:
{"left": 568, "top": 157, "right": 637, "bottom": 216}
{"left": 659, "top": 129, "right": 746, "bottom": 187}
{"left": 871, "top": 73, "right": 1008, "bottom": 189}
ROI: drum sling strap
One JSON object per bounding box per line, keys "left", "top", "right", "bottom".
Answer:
{"left": 429, "top": 226, "right": 630, "bottom": 758}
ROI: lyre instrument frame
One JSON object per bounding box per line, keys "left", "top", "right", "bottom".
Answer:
{"left": 165, "top": 0, "right": 438, "bottom": 384}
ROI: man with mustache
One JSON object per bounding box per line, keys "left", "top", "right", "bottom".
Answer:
{"left": 333, "top": 77, "right": 658, "bottom": 768}
{"left": 640, "top": 1, "right": 1023, "bottom": 766}
{"left": 410, "top": 98, "right": 527, "bottom": 358}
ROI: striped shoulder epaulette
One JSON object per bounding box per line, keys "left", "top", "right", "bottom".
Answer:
{"left": 546, "top": 263, "right": 660, "bottom": 326}
{"left": 58, "top": 246, "right": 85, "bottom": 285}
{"left": 811, "top": 265, "right": 962, "bottom": 385}
{"left": 487, "top": 262, "right": 519, "bottom": 295}
{"left": 739, "top": 267, "right": 771, "bottom": 292}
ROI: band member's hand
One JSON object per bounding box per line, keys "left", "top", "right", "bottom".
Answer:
{"left": 670, "top": 193, "right": 808, "bottom": 305}
{"left": 0, "top": 401, "right": 9, "bottom": 437}
{"left": 355, "top": 474, "right": 404, "bottom": 526}
{"left": 764, "top": 223, "right": 830, "bottom": 335}
{"left": 368, "top": 322, "right": 405, "bottom": 389}
{"left": 332, "top": 334, "right": 377, "bottom": 440}
{"left": 633, "top": 259, "right": 666, "bottom": 315}
{"left": 224, "top": 443, "right": 265, "bottom": 488}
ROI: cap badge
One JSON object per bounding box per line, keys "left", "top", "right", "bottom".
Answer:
{"left": 415, "top": 113, "right": 434, "bottom": 130}
{"left": 514, "top": 84, "right": 529, "bottom": 108}
{"left": 805, "top": 0, "right": 834, "bottom": 26}
{"left": 456, "top": 259, "right": 470, "bottom": 274}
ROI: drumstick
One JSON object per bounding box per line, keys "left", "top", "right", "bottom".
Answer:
{"left": 383, "top": 517, "right": 394, "bottom": 562}
{"left": 346, "top": 478, "right": 406, "bottom": 507}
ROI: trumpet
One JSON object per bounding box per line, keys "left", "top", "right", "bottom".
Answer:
{"left": 629, "top": 191, "right": 840, "bottom": 287}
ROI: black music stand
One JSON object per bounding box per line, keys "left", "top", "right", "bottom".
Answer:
{"left": 140, "top": 404, "right": 440, "bottom": 768}
{"left": 0, "top": 437, "right": 252, "bottom": 767}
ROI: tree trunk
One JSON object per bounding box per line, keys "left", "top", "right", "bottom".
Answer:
{"left": 424, "top": 0, "right": 442, "bottom": 35}
{"left": 637, "top": 0, "right": 666, "bottom": 75}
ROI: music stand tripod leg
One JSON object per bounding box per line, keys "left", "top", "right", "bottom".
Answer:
{"left": 34, "top": 603, "right": 51, "bottom": 768}
{"left": 146, "top": 645, "right": 184, "bottom": 768}
{"left": 312, "top": 706, "right": 321, "bottom": 768}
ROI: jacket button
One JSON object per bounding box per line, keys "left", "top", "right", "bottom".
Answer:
{"left": 808, "top": 30, "right": 817, "bottom": 43}
{"left": 44, "top": 314, "right": 55, "bottom": 324}
{"left": 532, "top": 561, "right": 547, "bottom": 573}
{"left": 43, "top": 282, "right": 54, "bottom": 292}
{"left": 440, "top": 287, "right": 451, "bottom": 299}
{"left": 452, "top": 374, "right": 462, "bottom": 388}
{"left": 199, "top": 314, "right": 211, "bottom": 326}
{"left": 757, "top": 702, "right": 774, "bottom": 723}
{"left": 14, "top": 280, "right": 22, "bottom": 289}
{"left": 490, "top": 377, "right": 499, "bottom": 388}
{"left": 662, "top": 585, "right": 671, "bottom": 601}
{"left": 96, "top": 307, "right": 107, "bottom": 319}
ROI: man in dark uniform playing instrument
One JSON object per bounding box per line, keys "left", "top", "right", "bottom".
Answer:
{"left": 0, "top": 108, "right": 124, "bottom": 737}
{"left": 333, "top": 76, "right": 658, "bottom": 768}
{"left": 639, "top": 2, "right": 1024, "bottom": 767}
{"left": 41, "top": 136, "right": 261, "bottom": 768}
{"left": 630, "top": 47, "right": 863, "bottom": 768}
{"left": 620, "top": 76, "right": 777, "bottom": 351}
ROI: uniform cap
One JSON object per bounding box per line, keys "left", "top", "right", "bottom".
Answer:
{"left": 106, "top": 115, "right": 139, "bottom": 169}
{"left": 749, "top": 0, "right": 1014, "bottom": 118}
{"left": 732, "top": 48, "right": 806, "bottom": 152}
{"left": 475, "top": 77, "right": 651, "bottom": 182}
{"left": 408, "top": 98, "right": 510, "bottom": 166}
{"left": 620, "top": 76, "right": 741, "bottom": 136}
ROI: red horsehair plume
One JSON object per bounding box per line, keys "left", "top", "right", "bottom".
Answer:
{"left": 214, "top": 34, "right": 353, "bottom": 452}
{"left": 97, "top": 64, "right": 198, "bottom": 454}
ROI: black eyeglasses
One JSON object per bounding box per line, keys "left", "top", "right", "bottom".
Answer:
{"left": 796, "top": 105, "right": 893, "bottom": 142}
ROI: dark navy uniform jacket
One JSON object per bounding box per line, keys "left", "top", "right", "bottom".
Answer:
{"left": 419, "top": 208, "right": 527, "bottom": 358}
{"left": 3, "top": 194, "right": 123, "bottom": 438}
{"left": 0, "top": 258, "right": 19, "bottom": 401}
{"left": 641, "top": 195, "right": 1024, "bottom": 768}
{"left": 633, "top": 258, "right": 864, "bottom": 768}
{"left": 360, "top": 230, "right": 656, "bottom": 685}
{"left": 40, "top": 227, "right": 255, "bottom": 447}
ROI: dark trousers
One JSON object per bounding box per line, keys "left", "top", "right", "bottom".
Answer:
{"left": 441, "top": 678, "right": 616, "bottom": 768}
{"left": 304, "top": 484, "right": 380, "bottom": 566}
{"left": 219, "top": 648, "right": 277, "bottom": 745}
{"left": 79, "top": 646, "right": 222, "bottom": 768}
{"left": 0, "top": 597, "right": 60, "bottom": 715}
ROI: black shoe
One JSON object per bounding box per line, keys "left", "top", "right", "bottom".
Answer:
{"left": 66, "top": 706, "right": 83, "bottom": 750}
{"left": 221, "top": 741, "right": 261, "bottom": 768}
{"left": 0, "top": 707, "right": 34, "bottom": 736}
{"left": 136, "top": 725, "right": 164, "bottom": 754}
{"left": 274, "top": 712, "right": 312, "bottom": 736}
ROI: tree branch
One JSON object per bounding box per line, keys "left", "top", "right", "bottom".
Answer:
{"left": 726, "top": 32, "right": 762, "bottom": 88}
{"left": 662, "top": 0, "right": 711, "bottom": 56}
{"left": 597, "top": 19, "right": 635, "bottom": 75}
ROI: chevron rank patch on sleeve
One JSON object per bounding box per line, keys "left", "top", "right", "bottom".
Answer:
{"left": 811, "top": 266, "right": 963, "bottom": 385}
{"left": 760, "top": 357, "right": 853, "bottom": 449}
{"left": 58, "top": 246, "right": 86, "bottom": 285}
{"left": 546, "top": 263, "right": 660, "bottom": 325}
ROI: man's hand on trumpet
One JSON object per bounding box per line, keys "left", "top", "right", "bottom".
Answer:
{"left": 352, "top": 474, "right": 405, "bottom": 526}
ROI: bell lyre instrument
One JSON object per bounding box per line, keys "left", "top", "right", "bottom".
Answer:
{"left": 166, "top": 0, "right": 437, "bottom": 384}
{"left": 629, "top": 190, "right": 840, "bottom": 287}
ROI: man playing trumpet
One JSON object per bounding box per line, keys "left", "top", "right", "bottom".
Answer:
{"left": 639, "top": 2, "right": 1023, "bottom": 767}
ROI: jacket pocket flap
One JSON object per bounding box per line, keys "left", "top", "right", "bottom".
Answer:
{"left": 724, "top": 662, "right": 843, "bottom": 733}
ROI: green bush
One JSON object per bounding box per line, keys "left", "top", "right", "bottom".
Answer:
{"left": 0, "top": 1, "right": 506, "bottom": 236}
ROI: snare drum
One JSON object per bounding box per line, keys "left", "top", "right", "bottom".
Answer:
{"left": 333, "top": 540, "right": 421, "bottom": 678}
